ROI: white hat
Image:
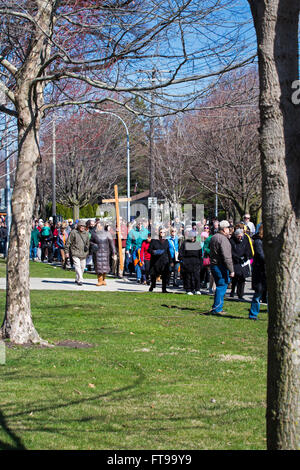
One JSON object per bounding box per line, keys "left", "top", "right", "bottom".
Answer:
{"left": 219, "top": 220, "right": 230, "bottom": 229}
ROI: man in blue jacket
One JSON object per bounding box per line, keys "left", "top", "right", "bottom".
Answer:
{"left": 167, "top": 227, "right": 180, "bottom": 287}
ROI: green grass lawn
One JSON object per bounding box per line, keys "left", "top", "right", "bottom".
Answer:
{"left": 0, "top": 257, "right": 96, "bottom": 279}
{"left": 0, "top": 288, "right": 268, "bottom": 450}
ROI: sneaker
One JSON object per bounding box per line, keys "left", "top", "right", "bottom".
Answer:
{"left": 187, "top": 292, "right": 193, "bottom": 295}
{"left": 149, "top": 286, "right": 154, "bottom": 292}
{"left": 195, "top": 291, "right": 201, "bottom": 295}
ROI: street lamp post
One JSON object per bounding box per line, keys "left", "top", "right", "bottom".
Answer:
{"left": 215, "top": 170, "right": 218, "bottom": 219}
{"left": 52, "top": 116, "right": 56, "bottom": 223}
{"left": 93, "top": 110, "right": 131, "bottom": 222}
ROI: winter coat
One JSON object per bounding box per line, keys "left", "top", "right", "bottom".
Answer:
{"left": 209, "top": 232, "right": 234, "bottom": 273}
{"left": 140, "top": 240, "right": 151, "bottom": 262}
{"left": 65, "top": 228, "right": 90, "bottom": 260}
{"left": 251, "top": 234, "right": 266, "bottom": 291}
{"left": 125, "top": 226, "right": 148, "bottom": 252}
{"left": 90, "top": 229, "right": 116, "bottom": 274}
{"left": 179, "top": 240, "right": 202, "bottom": 273}
{"left": 148, "top": 238, "right": 171, "bottom": 276}
{"left": 0, "top": 226, "right": 8, "bottom": 241}
{"left": 167, "top": 236, "right": 179, "bottom": 260}
{"left": 57, "top": 230, "right": 68, "bottom": 249}
{"left": 30, "top": 228, "right": 41, "bottom": 247}
{"left": 202, "top": 234, "right": 212, "bottom": 257}
{"left": 230, "top": 234, "right": 252, "bottom": 279}
{"left": 40, "top": 226, "right": 53, "bottom": 249}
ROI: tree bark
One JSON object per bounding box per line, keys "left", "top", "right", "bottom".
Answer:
{"left": 73, "top": 205, "right": 80, "bottom": 221}
{"left": 249, "top": 0, "right": 300, "bottom": 449}
{"left": 1, "top": 97, "right": 43, "bottom": 344}
{"left": 1, "top": 0, "right": 54, "bottom": 345}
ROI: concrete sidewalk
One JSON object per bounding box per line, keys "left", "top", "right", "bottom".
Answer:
{"left": 0, "top": 275, "right": 151, "bottom": 292}
{"left": 0, "top": 275, "right": 254, "bottom": 302}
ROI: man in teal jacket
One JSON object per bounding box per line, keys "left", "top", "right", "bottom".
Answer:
{"left": 125, "top": 221, "right": 148, "bottom": 282}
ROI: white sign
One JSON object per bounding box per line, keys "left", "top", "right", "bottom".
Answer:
{"left": 148, "top": 197, "right": 157, "bottom": 209}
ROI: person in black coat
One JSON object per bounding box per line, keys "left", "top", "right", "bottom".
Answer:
{"left": 179, "top": 230, "right": 202, "bottom": 295}
{"left": 0, "top": 221, "right": 8, "bottom": 258}
{"left": 229, "top": 228, "right": 252, "bottom": 300}
{"left": 249, "top": 225, "right": 266, "bottom": 320}
{"left": 148, "top": 227, "right": 171, "bottom": 293}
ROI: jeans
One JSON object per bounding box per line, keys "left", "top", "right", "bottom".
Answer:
{"left": 0, "top": 239, "right": 7, "bottom": 258}
{"left": 249, "top": 291, "right": 262, "bottom": 319}
{"left": 135, "top": 263, "right": 142, "bottom": 281}
{"left": 169, "top": 261, "right": 180, "bottom": 286}
{"left": 142, "top": 260, "right": 151, "bottom": 283}
{"left": 210, "top": 264, "right": 230, "bottom": 313}
{"left": 30, "top": 244, "right": 38, "bottom": 260}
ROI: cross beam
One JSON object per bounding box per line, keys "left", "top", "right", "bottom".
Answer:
{"left": 101, "top": 186, "right": 149, "bottom": 276}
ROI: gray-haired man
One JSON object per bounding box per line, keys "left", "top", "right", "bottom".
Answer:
{"left": 209, "top": 220, "right": 235, "bottom": 314}
{"left": 65, "top": 220, "right": 90, "bottom": 286}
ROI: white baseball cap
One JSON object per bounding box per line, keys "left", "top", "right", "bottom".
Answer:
{"left": 219, "top": 220, "right": 230, "bottom": 229}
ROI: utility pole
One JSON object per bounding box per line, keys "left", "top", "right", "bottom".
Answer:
{"left": 93, "top": 109, "right": 131, "bottom": 222}
{"left": 215, "top": 170, "right": 218, "bottom": 219}
{"left": 52, "top": 116, "right": 56, "bottom": 223}
{"left": 149, "top": 69, "right": 156, "bottom": 197}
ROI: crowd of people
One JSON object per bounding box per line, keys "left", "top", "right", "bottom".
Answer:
{"left": 23, "top": 212, "right": 267, "bottom": 320}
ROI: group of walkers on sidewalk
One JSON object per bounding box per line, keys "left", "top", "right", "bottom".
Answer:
{"left": 26, "top": 212, "right": 266, "bottom": 320}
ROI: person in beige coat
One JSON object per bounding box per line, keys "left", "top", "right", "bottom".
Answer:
{"left": 65, "top": 220, "right": 90, "bottom": 286}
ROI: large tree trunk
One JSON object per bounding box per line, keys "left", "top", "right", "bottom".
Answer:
{"left": 249, "top": 0, "right": 300, "bottom": 449}
{"left": 1, "top": 102, "right": 43, "bottom": 344}
{"left": 1, "top": 1, "right": 54, "bottom": 345}
{"left": 73, "top": 204, "right": 80, "bottom": 222}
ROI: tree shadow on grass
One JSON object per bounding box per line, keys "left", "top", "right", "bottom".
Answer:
{"left": 0, "top": 409, "right": 26, "bottom": 450}
{"left": 0, "top": 367, "right": 145, "bottom": 449}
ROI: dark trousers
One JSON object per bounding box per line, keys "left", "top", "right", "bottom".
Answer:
{"left": 142, "top": 260, "right": 151, "bottom": 282}
{"left": 41, "top": 243, "right": 53, "bottom": 262}
{"left": 169, "top": 259, "right": 180, "bottom": 286}
{"left": 200, "top": 265, "right": 210, "bottom": 285}
{"left": 150, "top": 265, "right": 169, "bottom": 292}
{"left": 183, "top": 270, "right": 200, "bottom": 293}
{"left": 231, "top": 276, "right": 245, "bottom": 299}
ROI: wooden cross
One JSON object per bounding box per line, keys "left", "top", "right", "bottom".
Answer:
{"left": 102, "top": 185, "right": 149, "bottom": 276}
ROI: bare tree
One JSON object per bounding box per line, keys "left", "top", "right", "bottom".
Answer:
{"left": 153, "top": 117, "right": 191, "bottom": 206}
{"left": 248, "top": 0, "right": 300, "bottom": 449}
{"left": 0, "top": 0, "right": 254, "bottom": 344}
{"left": 189, "top": 98, "right": 261, "bottom": 220}
{"left": 38, "top": 112, "right": 132, "bottom": 218}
